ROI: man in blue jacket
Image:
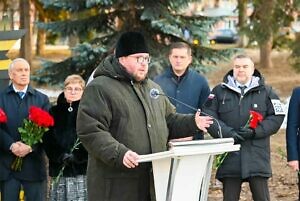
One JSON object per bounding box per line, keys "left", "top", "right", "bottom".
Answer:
{"left": 286, "top": 87, "right": 300, "bottom": 200}
{"left": 0, "top": 58, "right": 50, "bottom": 201}
{"left": 154, "top": 42, "right": 210, "bottom": 140}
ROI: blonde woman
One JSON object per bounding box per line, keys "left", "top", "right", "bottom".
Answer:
{"left": 44, "top": 74, "right": 88, "bottom": 201}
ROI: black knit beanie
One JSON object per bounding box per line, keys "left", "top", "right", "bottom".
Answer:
{"left": 115, "top": 31, "right": 149, "bottom": 58}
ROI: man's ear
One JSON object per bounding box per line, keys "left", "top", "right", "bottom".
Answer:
{"left": 118, "top": 57, "right": 125, "bottom": 66}
{"left": 8, "top": 71, "right": 12, "bottom": 80}
{"left": 188, "top": 55, "right": 193, "bottom": 65}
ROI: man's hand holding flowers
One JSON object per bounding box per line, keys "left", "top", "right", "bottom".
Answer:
{"left": 61, "top": 153, "right": 75, "bottom": 166}
{"left": 214, "top": 110, "right": 263, "bottom": 169}
{"left": 238, "top": 110, "right": 263, "bottom": 140}
{"left": 11, "top": 106, "right": 54, "bottom": 171}
{"left": 237, "top": 127, "right": 255, "bottom": 139}
{"left": 229, "top": 130, "right": 245, "bottom": 144}
{"left": 10, "top": 141, "right": 32, "bottom": 157}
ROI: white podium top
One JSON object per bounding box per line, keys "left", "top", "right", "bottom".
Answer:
{"left": 138, "top": 138, "right": 240, "bottom": 163}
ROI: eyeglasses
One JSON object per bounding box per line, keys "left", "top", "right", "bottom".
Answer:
{"left": 128, "top": 56, "right": 151, "bottom": 64}
{"left": 64, "top": 87, "right": 83, "bottom": 93}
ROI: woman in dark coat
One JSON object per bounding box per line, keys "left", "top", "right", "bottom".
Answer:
{"left": 44, "top": 74, "right": 87, "bottom": 201}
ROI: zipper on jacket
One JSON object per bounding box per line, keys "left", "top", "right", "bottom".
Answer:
{"left": 239, "top": 94, "right": 244, "bottom": 105}
{"left": 222, "top": 91, "right": 227, "bottom": 104}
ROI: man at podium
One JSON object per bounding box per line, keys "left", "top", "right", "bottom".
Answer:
{"left": 77, "top": 31, "right": 213, "bottom": 201}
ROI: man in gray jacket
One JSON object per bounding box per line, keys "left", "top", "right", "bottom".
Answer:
{"left": 203, "top": 54, "right": 285, "bottom": 201}
{"left": 76, "top": 31, "right": 213, "bottom": 201}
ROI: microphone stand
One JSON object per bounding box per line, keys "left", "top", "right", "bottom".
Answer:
{"left": 156, "top": 93, "right": 223, "bottom": 138}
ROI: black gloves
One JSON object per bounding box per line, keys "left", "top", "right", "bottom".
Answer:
{"left": 229, "top": 131, "right": 245, "bottom": 144}
{"left": 62, "top": 153, "right": 75, "bottom": 165}
{"left": 237, "top": 127, "right": 255, "bottom": 139}
{"left": 229, "top": 128, "right": 255, "bottom": 144}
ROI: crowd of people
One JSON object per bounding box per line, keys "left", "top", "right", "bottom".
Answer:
{"left": 0, "top": 31, "right": 297, "bottom": 201}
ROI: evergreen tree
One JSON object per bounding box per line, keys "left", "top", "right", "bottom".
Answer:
{"left": 35, "top": 0, "right": 238, "bottom": 85}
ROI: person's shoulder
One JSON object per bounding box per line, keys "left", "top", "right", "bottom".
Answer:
{"left": 292, "top": 86, "right": 300, "bottom": 94}
{"left": 148, "top": 78, "right": 161, "bottom": 86}
{"left": 288, "top": 86, "right": 300, "bottom": 99}
{"left": 28, "top": 86, "right": 49, "bottom": 99}
{"left": 262, "top": 84, "right": 282, "bottom": 100}
{"left": 153, "top": 74, "right": 160, "bottom": 82}
{"left": 153, "top": 68, "right": 170, "bottom": 80}
{"left": 211, "top": 83, "right": 224, "bottom": 92}
{"left": 35, "top": 89, "right": 48, "bottom": 97}
{"left": 85, "top": 75, "right": 113, "bottom": 92}
{"left": 188, "top": 68, "right": 207, "bottom": 79}
{"left": 0, "top": 85, "right": 13, "bottom": 94}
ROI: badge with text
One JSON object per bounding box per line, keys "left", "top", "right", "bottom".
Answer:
{"left": 270, "top": 99, "right": 285, "bottom": 115}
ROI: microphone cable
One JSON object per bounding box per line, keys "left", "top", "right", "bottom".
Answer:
{"left": 149, "top": 88, "right": 223, "bottom": 138}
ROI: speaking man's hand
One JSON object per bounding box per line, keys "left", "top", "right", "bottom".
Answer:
{"left": 123, "top": 150, "right": 139, "bottom": 168}
{"left": 195, "top": 111, "right": 213, "bottom": 132}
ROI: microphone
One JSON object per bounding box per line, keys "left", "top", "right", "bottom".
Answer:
{"left": 149, "top": 88, "right": 223, "bottom": 138}
{"left": 150, "top": 88, "right": 160, "bottom": 99}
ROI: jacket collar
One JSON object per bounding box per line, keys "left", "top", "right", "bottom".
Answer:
{"left": 6, "top": 84, "right": 36, "bottom": 95}
{"left": 221, "top": 69, "right": 264, "bottom": 94}
{"left": 165, "top": 66, "right": 189, "bottom": 82}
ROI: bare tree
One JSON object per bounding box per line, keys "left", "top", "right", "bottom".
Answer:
{"left": 257, "top": 0, "right": 274, "bottom": 68}
{"left": 34, "top": 0, "right": 46, "bottom": 56}
{"left": 237, "top": 0, "right": 248, "bottom": 47}
{"left": 20, "top": 0, "right": 32, "bottom": 64}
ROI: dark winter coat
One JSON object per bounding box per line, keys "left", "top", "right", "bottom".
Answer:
{"left": 286, "top": 87, "right": 300, "bottom": 162}
{"left": 44, "top": 92, "right": 88, "bottom": 177}
{"left": 203, "top": 69, "right": 285, "bottom": 180}
{"left": 77, "top": 55, "right": 200, "bottom": 201}
{"left": 0, "top": 85, "right": 50, "bottom": 181}
{"left": 154, "top": 66, "right": 210, "bottom": 114}
{"left": 154, "top": 66, "right": 210, "bottom": 139}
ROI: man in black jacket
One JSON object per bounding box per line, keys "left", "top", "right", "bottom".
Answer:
{"left": 203, "top": 54, "right": 285, "bottom": 201}
{"left": 0, "top": 58, "right": 50, "bottom": 201}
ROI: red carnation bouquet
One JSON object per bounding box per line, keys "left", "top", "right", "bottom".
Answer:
{"left": 245, "top": 110, "right": 263, "bottom": 129}
{"left": 0, "top": 108, "right": 7, "bottom": 123}
{"left": 11, "top": 106, "right": 54, "bottom": 171}
{"left": 214, "top": 110, "right": 263, "bottom": 169}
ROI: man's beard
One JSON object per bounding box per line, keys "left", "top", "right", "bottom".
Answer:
{"left": 133, "top": 73, "right": 147, "bottom": 82}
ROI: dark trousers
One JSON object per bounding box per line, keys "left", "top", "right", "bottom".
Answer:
{"left": 0, "top": 177, "right": 45, "bottom": 201}
{"left": 222, "top": 177, "right": 270, "bottom": 201}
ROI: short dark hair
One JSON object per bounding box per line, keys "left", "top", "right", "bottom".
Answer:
{"left": 169, "top": 42, "right": 192, "bottom": 56}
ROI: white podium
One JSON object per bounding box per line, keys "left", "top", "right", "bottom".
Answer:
{"left": 138, "top": 138, "right": 240, "bottom": 201}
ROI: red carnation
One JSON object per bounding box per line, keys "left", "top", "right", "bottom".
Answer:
{"left": 246, "top": 110, "right": 263, "bottom": 129}
{"left": 0, "top": 108, "right": 7, "bottom": 123}
{"left": 29, "top": 106, "right": 54, "bottom": 127}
